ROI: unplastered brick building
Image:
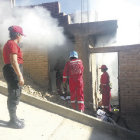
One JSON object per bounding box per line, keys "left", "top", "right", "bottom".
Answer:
{"left": 0, "top": 1, "right": 140, "bottom": 132}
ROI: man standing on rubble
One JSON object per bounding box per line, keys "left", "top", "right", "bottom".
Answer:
{"left": 63, "top": 51, "right": 85, "bottom": 112}
{"left": 54, "top": 57, "right": 69, "bottom": 100}
{"left": 3, "top": 25, "right": 25, "bottom": 129}
{"left": 99, "top": 65, "right": 111, "bottom": 111}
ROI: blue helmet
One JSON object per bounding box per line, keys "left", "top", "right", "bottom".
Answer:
{"left": 69, "top": 51, "right": 78, "bottom": 58}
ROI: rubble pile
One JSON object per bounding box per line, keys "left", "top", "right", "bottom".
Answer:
{"left": 22, "top": 76, "right": 71, "bottom": 108}
{"left": 22, "top": 85, "right": 49, "bottom": 101}
{"left": 0, "top": 76, "right": 91, "bottom": 115}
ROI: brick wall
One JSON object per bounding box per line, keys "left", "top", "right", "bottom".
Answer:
{"left": 23, "top": 48, "right": 49, "bottom": 88}
{"left": 0, "top": 45, "right": 49, "bottom": 88}
{"left": 119, "top": 48, "right": 140, "bottom": 132}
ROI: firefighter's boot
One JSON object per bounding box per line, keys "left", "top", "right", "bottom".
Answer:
{"left": 8, "top": 118, "right": 24, "bottom": 129}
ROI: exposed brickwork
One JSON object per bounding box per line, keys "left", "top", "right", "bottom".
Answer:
{"left": 23, "top": 48, "right": 49, "bottom": 88}
{"left": 119, "top": 48, "right": 140, "bottom": 132}
{"left": 119, "top": 49, "right": 140, "bottom": 113}
{"left": 0, "top": 46, "right": 49, "bottom": 88}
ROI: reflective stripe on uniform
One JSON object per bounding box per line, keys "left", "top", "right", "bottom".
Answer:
{"left": 78, "top": 101, "right": 84, "bottom": 104}
{"left": 70, "top": 60, "right": 81, "bottom": 63}
{"left": 63, "top": 76, "right": 67, "bottom": 78}
{"left": 102, "top": 106, "right": 109, "bottom": 108}
{"left": 71, "top": 100, "right": 76, "bottom": 103}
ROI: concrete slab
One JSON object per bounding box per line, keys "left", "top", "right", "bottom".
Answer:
{"left": 0, "top": 93, "right": 118, "bottom": 140}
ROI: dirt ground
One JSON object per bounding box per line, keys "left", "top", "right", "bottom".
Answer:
{"left": 24, "top": 75, "right": 94, "bottom": 116}
{"left": 0, "top": 74, "right": 94, "bottom": 116}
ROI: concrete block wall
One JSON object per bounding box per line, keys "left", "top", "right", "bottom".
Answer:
{"left": 23, "top": 48, "right": 49, "bottom": 88}
{"left": 119, "top": 48, "right": 140, "bottom": 131}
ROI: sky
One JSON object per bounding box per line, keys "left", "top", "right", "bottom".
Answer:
{"left": 15, "top": 0, "right": 140, "bottom": 14}
{"left": 0, "top": 1, "right": 67, "bottom": 47}
{"left": 16, "top": 0, "right": 82, "bottom": 14}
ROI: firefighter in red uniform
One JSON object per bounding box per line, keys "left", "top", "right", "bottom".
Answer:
{"left": 3, "top": 25, "right": 25, "bottom": 129}
{"left": 99, "top": 65, "right": 111, "bottom": 111}
{"left": 63, "top": 51, "right": 84, "bottom": 112}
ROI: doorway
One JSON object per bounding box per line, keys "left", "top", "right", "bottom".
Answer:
{"left": 91, "top": 52, "right": 119, "bottom": 110}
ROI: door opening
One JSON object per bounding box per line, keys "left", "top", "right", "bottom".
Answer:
{"left": 91, "top": 52, "right": 119, "bottom": 110}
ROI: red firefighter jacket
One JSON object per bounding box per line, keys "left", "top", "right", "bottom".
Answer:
{"left": 63, "top": 59, "right": 84, "bottom": 83}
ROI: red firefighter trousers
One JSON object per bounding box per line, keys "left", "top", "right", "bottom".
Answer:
{"left": 69, "top": 77, "right": 84, "bottom": 111}
{"left": 102, "top": 86, "right": 111, "bottom": 111}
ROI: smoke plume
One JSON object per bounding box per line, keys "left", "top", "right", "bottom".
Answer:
{"left": 89, "top": 0, "right": 140, "bottom": 45}
{"left": 0, "top": 1, "right": 66, "bottom": 48}
{"left": 72, "top": 0, "right": 140, "bottom": 45}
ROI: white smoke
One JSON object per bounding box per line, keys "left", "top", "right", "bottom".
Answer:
{"left": 72, "top": 10, "right": 96, "bottom": 24}
{"left": 96, "top": 53, "right": 118, "bottom": 97}
{"left": 0, "top": 1, "right": 66, "bottom": 48}
{"left": 72, "top": 0, "right": 140, "bottom": 45}
{"left": 89, "top": 0, "right": 140, "bottom": 45}
{"left": 88, "top": 0, "right": 140, "bottom": 104}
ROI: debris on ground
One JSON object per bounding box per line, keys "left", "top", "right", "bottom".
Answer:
{"left": 0, "top": 75, "right": 93, "bottom": 115}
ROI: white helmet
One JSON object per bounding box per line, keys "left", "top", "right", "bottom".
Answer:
{"left": 69, "top": 51, "right": 78, "bottom": 58}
